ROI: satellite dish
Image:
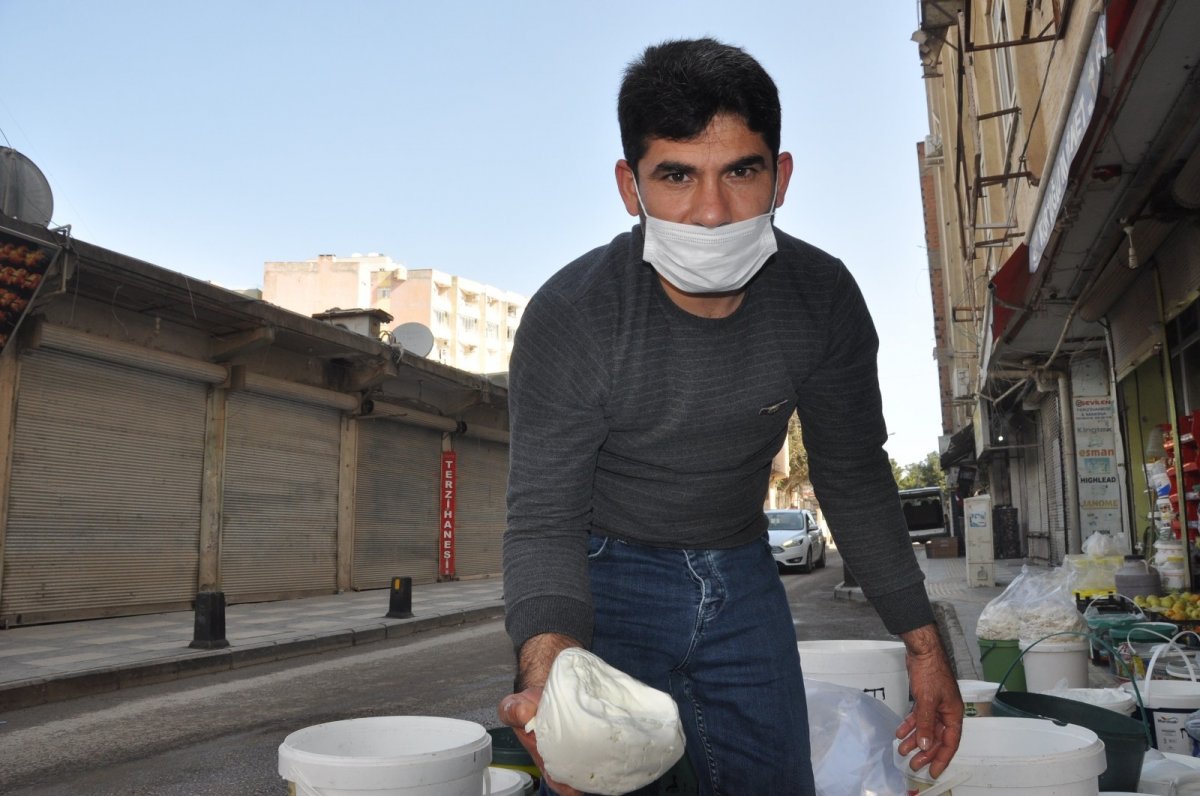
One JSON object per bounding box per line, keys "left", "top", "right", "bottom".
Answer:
{"left": 0, "top": 147, "right": 54, "bottom": 227}
{"left": 390, "top": 322, "right": 434, "bottom": 357}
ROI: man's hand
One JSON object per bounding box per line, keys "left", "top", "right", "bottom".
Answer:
{"left": 497, "top": 633, "right": 583, "bottom": 796}
{"left": 894, "top": 623, "right": 963, "bottom": 779}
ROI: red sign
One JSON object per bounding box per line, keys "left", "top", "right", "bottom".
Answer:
{"left": 439, "top": 451, "right": 457, "bottom": 579}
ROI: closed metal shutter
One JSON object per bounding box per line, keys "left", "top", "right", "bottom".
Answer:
{"left": 1157, "top": 226, "right": 1200, "bottom": 323}
{"left": 453, "top": 436, "right": 508, "bottom": 578}
{"left": 220, "top": 392, "right": 340, "bottom": 599}
{"left": 352, "top": 420, "right": 443, "bottom": 589}
{"left": 3, "top": 349, "right": 206, "bottom": 624}
{"left": 1110, "top": 269, "right": 1161, "bottom": 378}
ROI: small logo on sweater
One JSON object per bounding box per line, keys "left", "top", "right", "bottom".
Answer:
{"left": 758, "top": 399, "right": 789, "bottom": 416}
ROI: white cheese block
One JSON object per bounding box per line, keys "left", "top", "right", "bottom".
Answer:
{"left": 526, "top": 648, "right": 686, "bottom": 795}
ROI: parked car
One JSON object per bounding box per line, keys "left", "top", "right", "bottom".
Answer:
{"left": 766, "top": 509, "right": 827, "bottom": 573}
{"left": 898, "top": 486, "right": 950, "bottom": 541}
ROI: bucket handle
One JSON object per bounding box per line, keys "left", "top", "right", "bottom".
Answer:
{"left": 911, "top": 770, "right": 971, "bottom": 796}
{"left": 997, "top": 629, "right": 1153, "bottom": 751}
{"left": 1083, "top": 592, "right": 1146, "bottom": 620}
{"left": 1141, "top": 630, "right": 1200, "bottom": 695}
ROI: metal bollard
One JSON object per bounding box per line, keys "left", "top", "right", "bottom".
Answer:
{"left": 387, "top": 576, "right": 413, "bottom": 618}
{"left": 190, "top": 591, "right": 230, "bottom": 649}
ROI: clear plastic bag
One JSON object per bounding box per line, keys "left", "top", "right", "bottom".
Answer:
{"left": 1082, "top": 531, "right": 1121, "bottom": 558}
{"left": 977, "top": 564, "right": 1033, "bottom": 640}
{"left": 805, "top": 678, "right": 905, "bottom": 796}
{"left": 1016, "top": 565, "right": 1087, "bottom": 642}
{"left": 976, "top": 565, "right": 1087, "bottom": 641}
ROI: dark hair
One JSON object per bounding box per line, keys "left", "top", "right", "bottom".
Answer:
{"left": 617, "top": 38, "right": 781, "bottom": 173}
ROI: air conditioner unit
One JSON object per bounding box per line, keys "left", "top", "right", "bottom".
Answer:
{"left": 924, "top": 134, "right": 944, "bottom": 162}
{"left": 953, "top": 368, "right": 971, "bottom": 398}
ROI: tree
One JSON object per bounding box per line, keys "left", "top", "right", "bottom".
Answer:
{"left": 774, "top": 415, "right": 809, "bottom": 501}
{"left": 894, "top": 451, "right": 947, "bottom": 490}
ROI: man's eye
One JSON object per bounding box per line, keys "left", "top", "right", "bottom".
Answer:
{"left": 730, "top": 167, "right": 756, "bottom": 179}
{"left": 664, "top": 172, "right": 688, "bottom": 183}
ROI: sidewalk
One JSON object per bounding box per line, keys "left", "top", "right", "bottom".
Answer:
{"left": 0, "top": 579, "right": 506, "bottom": 711}
{"left": 0, "top": 552, "right": 1029, "bottom": 713}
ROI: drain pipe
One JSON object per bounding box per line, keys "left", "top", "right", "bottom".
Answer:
{"left": 1055, "top": 371, "right": 1082, "bottom": 555}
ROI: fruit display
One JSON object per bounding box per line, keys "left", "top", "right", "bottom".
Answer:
{"left": 0, "top": 231, "right": 55, "bottom": 352}
{"left": 1134, "top": 591, "right": 1200, "bottom": 622}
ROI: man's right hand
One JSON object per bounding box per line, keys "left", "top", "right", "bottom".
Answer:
{"left": 497, "top": 633, "right": 583, "bottom": 796}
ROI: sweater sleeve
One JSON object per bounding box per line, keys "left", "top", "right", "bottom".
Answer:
{"left": 502, "top": 288, "right": 610, "bottom": 652}
{"left": 794, "top": 264, "right": 934, "bottom": 635}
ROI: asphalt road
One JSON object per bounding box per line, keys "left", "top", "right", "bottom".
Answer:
{"left": 2, "top": 551, "right": 891, "bottom": 794}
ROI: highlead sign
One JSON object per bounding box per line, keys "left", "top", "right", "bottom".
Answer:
{"left": 439, "top": 451, "right": 457, "bottom": 579}
{"left": 1029, "top": 14, "right": 1107, "bottom": 274}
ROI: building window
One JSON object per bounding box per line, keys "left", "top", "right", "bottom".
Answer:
{"left": 461, "top": 316, "right": 478, "bottom": 332}
{"left": 378, "top": 287, "right": 391, "bottom": 299}
{"left": 434, "top": 310, "right": 450, "bottom": 327}
{"left": 991, "top": 1, "right": 1017, "bottom": 149}
{"left": 486, "top": 322, "right": 499, "bottom": 340}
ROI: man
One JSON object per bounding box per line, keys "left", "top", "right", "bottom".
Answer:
{"left": 498, "top": 38, "right": 962, "bottom": 795}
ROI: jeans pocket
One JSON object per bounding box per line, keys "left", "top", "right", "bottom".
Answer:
{"left": 587, "top": 535, "right": 612, "bottom": 561}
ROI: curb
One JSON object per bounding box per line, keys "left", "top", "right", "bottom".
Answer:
{"left": 830, "top": 587, "right": 976, "bottom": 680}
{"left": 931, "top": 599, "right": 978, "bottom": 680}
{"left": 0, "top": 604, "right": 505, "bottom": 712}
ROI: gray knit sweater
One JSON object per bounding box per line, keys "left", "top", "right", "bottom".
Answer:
{"left": 503, "top": 226, "right": 933, "bottom": 651}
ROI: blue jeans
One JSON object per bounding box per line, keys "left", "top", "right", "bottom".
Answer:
{"left": 541, "top": 534, "right": 815, "bottom": 796}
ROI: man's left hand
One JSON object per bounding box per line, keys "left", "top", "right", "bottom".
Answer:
{"left": 894, "top": 623, "right": 963, "bottom": 779}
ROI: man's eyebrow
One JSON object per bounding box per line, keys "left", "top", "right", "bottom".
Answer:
{"left": 648, "top": 155, "right": 768, "bottom": 177}
{"left": 649, "top": 160, "right": 698, "bottom": 177}
{"left": 725, "top": 155, "right": 767, "bottom": 171}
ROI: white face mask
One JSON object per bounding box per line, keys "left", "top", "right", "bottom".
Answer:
{"left": 636, "top": 178, "right": 779, "bottom": 294}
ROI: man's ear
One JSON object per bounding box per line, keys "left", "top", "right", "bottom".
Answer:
{"left": 615, "top": 160, "right": 642, "bottom": 217}
{"left": 773, "top": 152, "right": 794, "bottom": 210}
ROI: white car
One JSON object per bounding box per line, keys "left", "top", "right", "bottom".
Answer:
{"left": 766, "top": 509, "right": 827, "bottom": 573}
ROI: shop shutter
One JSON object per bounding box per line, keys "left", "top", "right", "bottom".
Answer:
{"left": 3, "top": 349, "right": 206, "bottom": 624}
{"left": 453, "top": 436, "right": 508, "bottom": 578}
{"left": 220, "top": 392, "right": 341, "bottom": 599}
{"left": 1157, "top": 225, "right": 1200, "bottom": 322}
{"left": 352, "top": 420, "right": 443, "bottom": 589}
{"left": 1109, "top": 269, "right": 1161, "bottom": 378}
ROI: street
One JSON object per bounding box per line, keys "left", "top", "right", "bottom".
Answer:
{"left": 2, "top": 551, "right": 891, "bottom": 794}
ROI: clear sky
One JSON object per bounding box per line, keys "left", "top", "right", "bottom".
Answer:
{"left": 1, "top": 1, "right": 944, "bottom": 468}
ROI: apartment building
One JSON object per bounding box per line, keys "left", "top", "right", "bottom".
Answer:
{"left": 263, "top": 254, "right": 527, "bottom": 374}
{"left": 915, "top": 0, "right": 1200, "bottom": 577}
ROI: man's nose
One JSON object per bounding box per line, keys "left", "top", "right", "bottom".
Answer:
{"left": 689, "top": 181, "right": 733, "bottom": 228}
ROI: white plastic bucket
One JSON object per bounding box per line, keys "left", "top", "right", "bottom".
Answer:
{"left": 486, "top": 766, "right": 532, "bottom": 796}
{"left": 278, "top": 716, "right": 492, "bottom": 796}
{"left": 894, "top": 716, "right": 1106, "bottom": 796}
{"left": 1122, "top": 638, "right": 1200, "bottom": 755}
{"left": 798, "top": 639, "right": 909, "bottom": 717}
{"left": 1020, "top": 637, "right": 1090, "bottom": 691}
{"left": 957, "top": 680, "right": 999, "bottom": 718}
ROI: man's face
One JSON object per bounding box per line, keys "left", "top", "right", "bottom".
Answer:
{"left": 616, "top": 113, "right": 793, "bottom": 227}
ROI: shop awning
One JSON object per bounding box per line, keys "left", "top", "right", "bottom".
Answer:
{"left": 940, "top": 423, "right": 975, "bottom": 469}
{"left": 990, "top": 243, "right": 1029, "bottom": 344}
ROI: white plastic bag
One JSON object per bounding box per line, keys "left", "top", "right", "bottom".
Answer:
{"left": 1082, "top": 531, "right": 1121, "bottom": 558}
{"left": 805, "top": 677, "right": 905, "bottom": 796}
